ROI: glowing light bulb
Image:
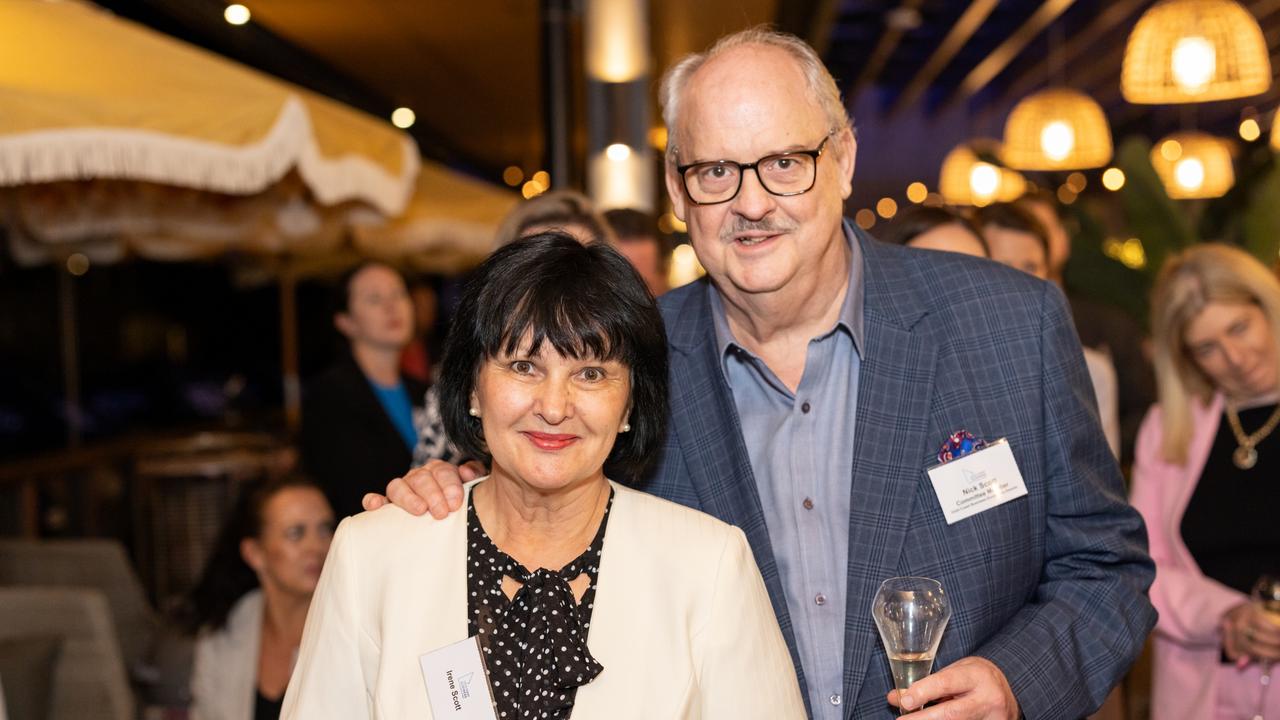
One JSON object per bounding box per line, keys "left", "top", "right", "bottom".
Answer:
{"left": 1174, "top": 157, "right": 1205, "bottom": 190}
{"left": 1172, "top": 36, "right": 1215, "bottom": 94}
{"left": 969, "top": 162, "right": 1000, "bottom": 199}
{"left": 1102, "top": 167, "right": 1126, "bottom": 191}
{"left": 1161, "top": 139, "right": 1183, "bottom": 161}
{"left": 906, "top": 182, "right": 928, "bottom": 204}
{"left": 224, "top": 4, "right": 250, "bottom": 25}
{"left": 605, "top": 143, "right": 632, "bottom": 162}
{"left": 1240, "top": 118, "right": 1261, "bottom": 142}
{"left": 1040, "top": 121, "right": 1075, "bottom": 162}
{"left": 390, "top": 107, "right": 416, "bottom": 129}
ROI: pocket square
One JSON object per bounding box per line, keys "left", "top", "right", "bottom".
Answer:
{"left": 936, "top": 429, "right": 987, "bottom": 464}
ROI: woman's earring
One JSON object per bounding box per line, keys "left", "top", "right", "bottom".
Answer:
{"left": 620, "top": 422, "right": 631, "bottom": 433}
{"left": 469, "top": 407, "right": 481, "bottom": 418}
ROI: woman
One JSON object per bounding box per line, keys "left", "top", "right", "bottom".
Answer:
{"left": 187, "top": 476, "right": 335, "bottom": 720}
{"left": 282, "top": 234, "right": 803, "bottom": 719}
{"left": 1131, "top": 243, "right": 1280, "bottom": 720}
{"left": 301, "top": 261, "right": 426, "bottom": 517}
{"left": 412, "top": 190, "right": 615, "bottom": 469}
{"left": 878, "top": 204, "right": 988, "bottom": 258}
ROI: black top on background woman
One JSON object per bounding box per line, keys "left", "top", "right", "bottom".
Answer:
{"left": 300, "top": 261, "right": 426, "bottom": 516}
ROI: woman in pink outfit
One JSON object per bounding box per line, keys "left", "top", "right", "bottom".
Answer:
{"left": 1132, "top": 244, "right": 1280, "bottom": 719}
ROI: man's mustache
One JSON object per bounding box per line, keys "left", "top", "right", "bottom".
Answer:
{"left": 719, "top": 218, "right": 798, "bottom": 241}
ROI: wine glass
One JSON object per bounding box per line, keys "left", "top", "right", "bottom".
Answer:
{"left": 871, "top": 577, "right": 951, "bottom": 708}
{"left": 1251, "top": 575, "right": 1280, "bottom": 720}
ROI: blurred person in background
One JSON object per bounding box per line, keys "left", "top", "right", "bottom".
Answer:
{"left": 399, "top": 276, "right": 443, "bottom": 386}
{"left": 604, "top": 207, "right": 670, "bottom": 296}
{"left": 1132, "top": 243, "right": 1280, "bottom": 720}
{"left": 300, "top": 261, "right": 425, "bottom": 517}
{"left": 975, "top": 202, "right": 1121, "bottom": 458}
{"left": 1018, "top": 192, "right": 1154, "bottom": 467}
{"left": 185, "top": 476, "right": 334, "bottom": 720}
{"left": 877, "top": 205, "right": 988, "bottom": 258}
{"left": 493, "top": 189, "right": 614, "bottom": 248}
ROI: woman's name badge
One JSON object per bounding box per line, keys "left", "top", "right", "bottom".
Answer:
{"left": 419, "top": 636, "right": 498, "bottom": 720}
{"left": 926, "top": 438, "right": 1027, "bottom": 525}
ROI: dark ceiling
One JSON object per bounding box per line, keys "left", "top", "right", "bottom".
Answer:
{"left": 96, "top": 0, "right": 1280, "bottom": 210}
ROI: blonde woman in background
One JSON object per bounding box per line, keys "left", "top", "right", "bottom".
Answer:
{"left": 1132, "top": 243, "right": 1280, "bottom": 719}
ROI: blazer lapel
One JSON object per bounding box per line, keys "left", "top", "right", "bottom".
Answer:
{"left": 841, "top": 234, "right": 938, "bottom": 711}
{"left": 662, "top": 282, "right": 808, "bottom": 696}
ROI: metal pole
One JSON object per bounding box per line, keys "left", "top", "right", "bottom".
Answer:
{"left": 58, "top": 264, "right": 82, "bottom": 448}
{"left": 280, "top": 269, "right": 301, "bottom": 433}
{"left": 542, "top": 0, "right": 573, "bottom": 189}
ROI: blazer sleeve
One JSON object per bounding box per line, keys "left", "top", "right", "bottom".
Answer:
{"left": 693, "top": 526, "right": 806, "bottom": 719}
{"left": 1129, "top": 407, "right": 1246, "bottom": 647}
{"left": 188, "top": 634, "right": 218, "bottom": 720}
{"left": 280, "top": 518, "right": 375, "bottom": 719}
{"left": 972, "top": 283, "right": 1157, "bottom": 720}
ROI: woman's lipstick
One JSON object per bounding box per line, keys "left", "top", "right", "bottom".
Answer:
{"left": 522, "top": 431, "right": 578, "bottom": 450}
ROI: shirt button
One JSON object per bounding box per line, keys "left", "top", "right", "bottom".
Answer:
{"left": 802, "top": 497, "right": 814, "bottom": 510}
{"left": 815, "top": 593, "right": 826, "bottom": 606}
{"left": 801, "top": 401, "right": 811, "bottom": 413}
{"left": 830, "top": 694, "right": 842, "bottom": 706}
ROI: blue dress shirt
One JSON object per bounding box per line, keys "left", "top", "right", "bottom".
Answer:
{"left": 709, "top": 224, "right": 864, "bottom": 718}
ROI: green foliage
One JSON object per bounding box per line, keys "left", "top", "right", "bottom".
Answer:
{"left": 1115, "top": 136, "right": 1196, "bottom": 279}
{"left": 1062, "top": 134, "right": 1280, "bottom": 333}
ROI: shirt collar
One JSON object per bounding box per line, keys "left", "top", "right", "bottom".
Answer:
{"left": 709, "top": 219, "right": 865, "bottom": 374}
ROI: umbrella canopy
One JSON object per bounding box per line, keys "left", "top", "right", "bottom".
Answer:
{"left": 0, "top": 0, "right": 418, "bottom": 216}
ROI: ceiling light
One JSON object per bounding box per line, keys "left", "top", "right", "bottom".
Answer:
{"left": 1149, "top": 131, "right": 1235, "bottom": 199}
{"left": 1122, "top": 0, "right": 1270, "bottom": 104}
{"left": 224, "top": 4, "right": 250, "bottom": 25}
{"left": 1102, "top": 167, "right": 1126, "bottom": 191}
{"left": 390, "top": 107, "right": 415, "bottom": 129}
{"left": 1004, "top": 88, "right": 1112, "bottom": 170}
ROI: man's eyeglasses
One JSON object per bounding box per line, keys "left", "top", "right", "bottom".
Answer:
{"left": 677, "top": 135, "right": 832, "bottom": 206}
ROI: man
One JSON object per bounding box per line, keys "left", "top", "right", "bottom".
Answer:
{"left": 367, "top": 28, "right": 1154, "bottom": 719}
{"left": 604, "top": 207, "right": 670, "bottom": 297}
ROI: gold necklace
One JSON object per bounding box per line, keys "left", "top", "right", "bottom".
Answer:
{"left": 1225, "top": 402, "right": 1280, "bottom": 470}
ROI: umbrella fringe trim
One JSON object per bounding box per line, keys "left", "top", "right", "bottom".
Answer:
{"left": 0, "top": 96, "right": 418, "bottom": 216}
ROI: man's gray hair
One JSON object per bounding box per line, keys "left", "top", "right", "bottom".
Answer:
{"left": 658, "top": 26, "right": 851, "bottom": 161}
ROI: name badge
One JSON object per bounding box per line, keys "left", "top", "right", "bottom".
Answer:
{"left": 419, "top": 636, "right": 498, "bottom": 720}
{"left": 926, "top": 439, "right": 1028, "bottom": 525}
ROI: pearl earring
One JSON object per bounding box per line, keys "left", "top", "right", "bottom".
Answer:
{"left": 469, "top": 407, "right": 480, "bottom": 417}
{"left": 621, "top": 422, "right": 631, "bottom": 433}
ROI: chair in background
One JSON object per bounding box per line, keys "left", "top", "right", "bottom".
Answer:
{"left": 0, "top": 587, "right": 134, "bottom": 720}
{"left": 0, "top": 539, "right": 158, "bottom": 679}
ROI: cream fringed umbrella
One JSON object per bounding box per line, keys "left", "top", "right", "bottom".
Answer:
{"left": 0, "top": 0, "right": 419, "bottom": 215}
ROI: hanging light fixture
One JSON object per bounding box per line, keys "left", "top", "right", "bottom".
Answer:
{"left": 1003, "top": 88, "right": 1113, "bottom": 171}
{"left": 1122, "top": 0, "right": 1270, "bottom": 104}
{"left": 938, "top": 140, "right": 1027, "bottom": 207}
{"left": 1149, "top": 131, "right": 1235, "bottom": 199}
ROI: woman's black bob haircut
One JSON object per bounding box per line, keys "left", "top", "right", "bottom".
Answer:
{"left": 438, "top": 232, "right": 669, "bottom": 482}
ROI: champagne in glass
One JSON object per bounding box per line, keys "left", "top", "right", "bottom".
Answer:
{"left": 872, "top": 577, "right": 952, "bottom": 702}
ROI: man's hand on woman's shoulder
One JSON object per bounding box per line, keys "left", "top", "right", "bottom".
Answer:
{"left": 361, "top": 460, "right": 485, "bottom": 518}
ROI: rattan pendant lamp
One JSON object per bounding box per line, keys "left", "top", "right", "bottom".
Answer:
{"left": 1003, "top": 88, "right": 1114, "bottom": 170}
{"left": 938, "top": 140, "right": 1027, "bottom": 207}
{"left": 1149, "top": 132, "right": 1235, "bottom": 199}
{"left": 1122, "top": 0, "right": 1270, "bottom": 103}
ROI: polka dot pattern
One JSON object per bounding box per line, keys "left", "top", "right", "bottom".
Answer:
{"left": 467, "top": 491, "right": 612, "bottom": 719}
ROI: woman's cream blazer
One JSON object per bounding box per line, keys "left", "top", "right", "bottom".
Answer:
{"left": 281, "top": 479, "right": 804, "bottom": 719}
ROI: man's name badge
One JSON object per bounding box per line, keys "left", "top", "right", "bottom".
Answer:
{"left": 926, "top": 439, "right": 1028, "bottom": 525}
{"left": 419, "top": 636, "right": 498, "bottom": 719}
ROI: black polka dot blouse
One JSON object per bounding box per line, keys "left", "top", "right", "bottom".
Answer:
{"left": 466, "top": 490, "right": 613, "bottom": 719}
